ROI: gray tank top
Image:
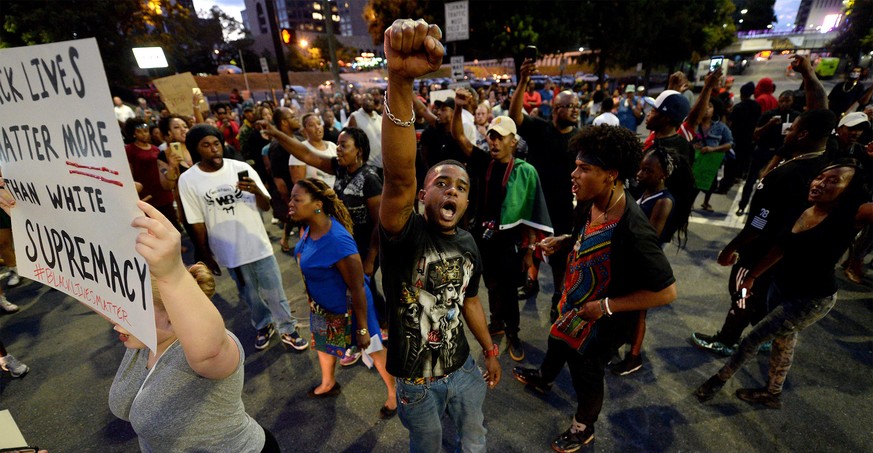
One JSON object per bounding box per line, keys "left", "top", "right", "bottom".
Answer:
{"left": 108, "top": 331, "right": 265, "bottom": 452}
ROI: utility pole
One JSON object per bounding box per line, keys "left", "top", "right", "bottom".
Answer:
{"left": 322, "top": 0, "right": 341, "bottom": 87}
{"left": 265, "top": 0, "right": 290, "bottom": 89}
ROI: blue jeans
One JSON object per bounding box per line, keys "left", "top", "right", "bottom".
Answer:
{"left": 396, "top": 355, "right": 487, "bottom": 453}
{"left": 228, "top": 255, "right": 298, "bottom": 335}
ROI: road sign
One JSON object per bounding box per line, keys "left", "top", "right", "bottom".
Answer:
{"left": 451, "top": 56, "right": 464, "bottom": 81}
{"left": 260, "top": 57, "right": 269, "bottom": 73}
{"left": 445, "top": 1, "right": 469, "bottom": 42}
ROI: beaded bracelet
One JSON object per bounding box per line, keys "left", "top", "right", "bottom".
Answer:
{"left": 383, "top": 96, "right": 415, "bottom": 128}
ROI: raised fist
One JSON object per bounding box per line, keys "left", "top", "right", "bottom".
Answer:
{"left": 384, "top": 19, "right": 445, "bottom": 80}
{"left": 455, "top": 88, "right": 472, "bottom": 107}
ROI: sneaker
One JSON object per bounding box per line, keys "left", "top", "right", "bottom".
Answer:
{"left": 488, "top": 321, "right": 506, "bottom": 336}
{"left": 512, "top": 366, "right": 552, "bottom": 394}
{"left": 694, "top": 375, "right": 727, "bottom": 402}
{"left": 517, "top": 277, "right": 540, "bottom": 300}
{"left": 610, "top": 353, "right": 643, "bottom": 376}
{"left": 281, "top": 330, "right": 309, "bottom": 351}
{"left": 271, "top": 217, "right": 280, "bottom": 225}
{"left": 7, "top": 269, "right": 20, "bottom": 287}
{"left": 0, "top": 297, "right": 18, "bottom": 313}
{"left": 690, "top": 332, "right": 735, "bottom": 357}
{"left": 255, "top": 323, "right": 275, "bottom": 350}
{"left": 0, "top": 354, "right": 29, "bottom": 378}
{"left": 758, "top": 341, "right": 772, "bottom": 354}
{"left": 507, "top": 335, "right": 525, "bottom": 361}
{"left": 552, "top": 425, "right": 595, "bottom": 453}
{"left": 340, "top": 348, "right": 361, "bottom": 367}
{"left": 735, "top": 387, "right": 782, "bottom": 409}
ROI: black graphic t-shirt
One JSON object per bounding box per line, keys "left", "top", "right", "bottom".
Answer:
{"left": 380, "top": 215, "right": 482, "bottom": 378}
{"left": 332, "top": 161, "right": 382, "bottom": 256}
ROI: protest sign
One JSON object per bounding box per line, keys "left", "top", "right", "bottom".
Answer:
{"left": 0, "top": 38, "right": 156, "bottom": 351}
{"left": 152, "top": 72, "right": 206, "bottom": 118}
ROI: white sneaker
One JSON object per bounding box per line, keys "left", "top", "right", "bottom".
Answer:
{"left": 0, "top": 354, "right": 29, "bottom": 377}
{"left": 271, "top": 218, "right": 280, "bottom": 225}
{"left": 0, "top": 296, "right": 18, "bottom": 313}
{"left": 7, "top": 269, "right": 20, "bottom": 287}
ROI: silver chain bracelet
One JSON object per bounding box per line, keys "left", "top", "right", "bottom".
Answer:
{"left": 383, "top": 97, "right": 415, "bottom": 128}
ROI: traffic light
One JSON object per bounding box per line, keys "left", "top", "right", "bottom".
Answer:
{"left": 280, "top": 28, "right": 294, "bottom": 45}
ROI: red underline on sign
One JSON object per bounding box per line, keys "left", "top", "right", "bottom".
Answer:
{"left": 65, "top": 161, "right": 120, "bottom": 175}
{"left": 68, "top": 170, "right": 124, "bottom": 187}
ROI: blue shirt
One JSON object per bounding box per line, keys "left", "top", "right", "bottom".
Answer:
{"left": 297, "top": 218, "right": 379, "bottom": 333}
{"left": 539, "top": 88, "right": 554, "bottom": 118}
{"left": 616, "top": 96, "right": 641, "bottom": 132}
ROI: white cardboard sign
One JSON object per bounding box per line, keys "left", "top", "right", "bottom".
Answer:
{"left": 0, "top": 39, "right": 156, "bottom": 351}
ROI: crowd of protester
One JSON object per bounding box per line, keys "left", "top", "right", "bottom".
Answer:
{"left": 2, "top": 17, "right": 873, "bottom": 453}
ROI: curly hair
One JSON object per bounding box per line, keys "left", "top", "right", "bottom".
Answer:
{"left": 339, "top": 127, "right": 371, "bottom": 163}
{"left": 151, "top": 262, "right": 216, "bottom": 311}
{"left": 158, "top": 114, "right": 189, "bottom": 137}
{"left": 124, "top": 117, "right": 148, "bottom": 139}
{"left": 294, "top": 178, "right": 354, "bottom": 234}
{"left": 570, "top": 125, "right": 642, "bottom": 181}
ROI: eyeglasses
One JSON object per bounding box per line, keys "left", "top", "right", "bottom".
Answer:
{"left": 216, "top": 110, "right": 227, "bottom": 115}
{"left": 555, "top": 104, "right": 581, "bottom": 110}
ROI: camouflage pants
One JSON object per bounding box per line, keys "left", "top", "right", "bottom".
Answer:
{"left": 717, "top": 281, "right": 837, "bottom": 394}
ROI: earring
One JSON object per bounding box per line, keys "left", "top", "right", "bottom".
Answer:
{"left": 315, "top": 209, "right": 321, "bottom": 214}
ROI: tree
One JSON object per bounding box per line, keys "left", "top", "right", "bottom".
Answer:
{"left": 732, "top": 0, "right": 777, "bottom": 31}
{"left": 830, "top": 0, "right": 873, "bottom": 66}
{"left": 362, "top": 0, "right": 735, "bottom": 82}
{"left": 0, "top": 0, "right": 233, "bottom": 87}
{"left": 364, "top": 0, "right": 435, "bottom": 45}
{"left": 311, "top": 35, "right": 359, "bottom": 68}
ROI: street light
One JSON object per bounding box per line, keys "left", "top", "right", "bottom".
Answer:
{"left": 740, "top": 8, "right": 748, "bottom": 14}
{"left": 299, "top": 39, "right": 309, "bottom": 48}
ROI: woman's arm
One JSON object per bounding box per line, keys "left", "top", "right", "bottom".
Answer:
{"left": 157, "top": 153, "right": 182, "bottom": 191}
{"left": 738, "top": 245, "right": 785, "bottom": 295}
{"left": 263, "top": 123, "right": 334, "bottom": 174}
{"left": 132, "top": 201, "right": 239, "bottom": 380}
{"left": 647, "top": 197, "right": 673, "bottom": 237}
{"left": 855, "top": 202, "right": 873, "bottom": 226}
{"left": 335, "top": 254, "right": 371, "bottom": 350}
{"left": 363, "top": 194, "right": 382, "bottom": 276}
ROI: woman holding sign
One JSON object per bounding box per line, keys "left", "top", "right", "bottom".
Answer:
{"left": 0, "top": 183, "right": 279, "bottom": 450}
{"left": 108, "top": 201, "right": 280, "bottom": 452}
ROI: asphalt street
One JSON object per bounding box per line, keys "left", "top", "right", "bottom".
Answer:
{"left": 1, "top": 56, "right": 870, "bottom": 452}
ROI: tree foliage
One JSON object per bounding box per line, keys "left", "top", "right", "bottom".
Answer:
{"left": 0, "top": 0, "right": 246, "bottom": 88}
{"left": 363, "top": 0, "right": 735, "bottom": 77}
{"left": 731, "top": 0, "right": 777, "bottom": 31}
{"left": 830, "top": 0, "right": 873, "bottom": 65}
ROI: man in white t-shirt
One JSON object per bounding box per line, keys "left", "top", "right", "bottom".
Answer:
{"left": 113, "top": 96, "right": 135, "bottom": 128}
{"left": 347, "top": 92, "right": 383, "bottom": 170}
{"left": 178, "top": 124, "right": 308, "bottom": 351}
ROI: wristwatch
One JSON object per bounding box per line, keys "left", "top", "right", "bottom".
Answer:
{"left": 484, "top": 343, "right": 499, "bottom": 358}
{"left": 356, "top": 328, "right": 369, "bottom": 336}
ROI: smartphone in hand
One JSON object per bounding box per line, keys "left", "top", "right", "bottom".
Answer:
{"left": 524, "top": 45, "right": 538, "bottom": 62}
{"left": 709, "top": 55, "right": 724, "bottom": 72}
{"left": 237, "top": 170, "right": 249, "bottom": 182}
